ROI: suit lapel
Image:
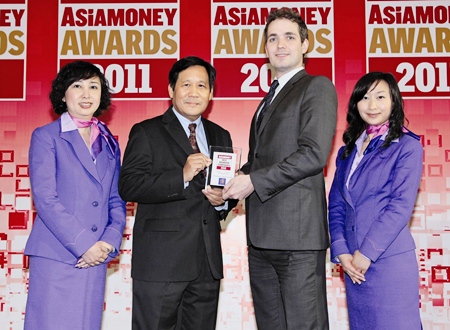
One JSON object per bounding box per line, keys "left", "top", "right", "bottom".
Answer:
{"left": 348, "top": 141, "right": 390, "bottom": 201}
{"left": 337, "top": 150, "right": 356, "bottom": 209}
{"left": 60, "top": 129, "right": 101, "bottom": 183}
{"left": 202, "top": 118, "right": 217, "bottom": 150}
{"left": 348, "top": 154, "right": 369, "bottom": 193}
{"left": 257, "top": 70, "right": 307, "bottom": 136}
{"left": 162, "top": 108, "right": 195, "bottom": 156}
{"left": 95, "top": 138, "right": 113, "bottom": 181}
{"left": 253, "top": 98, "right": 265, "bottom": 136}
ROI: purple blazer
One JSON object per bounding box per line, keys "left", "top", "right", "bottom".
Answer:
{"left": 328, "top": 131, "right": 423, "bottom": 263}
{"left": 25, "top": 113, "right": 126, "bottom": 264}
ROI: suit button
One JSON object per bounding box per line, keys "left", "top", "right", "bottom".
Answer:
{"left": 92, "top": 201, "right": 99, "bottom": 207}
{"left": 91, "top": 225, "right": 98, "bottom": 232}
{"left": 352, "top": 226, "right": 355, "bottom": 231}
{"left": 203, "top": 220, "right": 208, "bottom": 225}
{"left": 255, "top": 153, "right": 259, "bottom": 158}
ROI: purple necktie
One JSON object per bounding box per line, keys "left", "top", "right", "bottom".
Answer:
{"left": 256, "top": 79, "right": 279, "bottom": 132}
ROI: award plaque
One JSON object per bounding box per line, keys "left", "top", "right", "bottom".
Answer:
{"left": 206, "top": 146, "right": 242, "bottom": 188}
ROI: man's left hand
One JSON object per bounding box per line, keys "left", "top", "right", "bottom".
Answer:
{"left": 222, "top": 174, "right": 254, "bottom": 200}
{"left": 202, "top": 185, "right": 225, "bottom": 206}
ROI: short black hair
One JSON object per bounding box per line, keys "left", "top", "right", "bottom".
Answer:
{"left": 168, "top": 56, "right": 216, "bottom": 90}
{"left": 264, "top": 8, "right": 308, "bottom": 43}
{"left": 49, "top": 61, "right": 111, "bottom": 117}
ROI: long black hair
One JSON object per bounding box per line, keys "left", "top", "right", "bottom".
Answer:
{"left": 342, "top": 72, "right": 406, "bottom": 159}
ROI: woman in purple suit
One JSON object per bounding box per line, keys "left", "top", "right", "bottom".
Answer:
{"left": 328, "top": 72, "right": 422, "bottom": 329}
{"left": 24, "top": 61, "right": 126, "bottom": 329}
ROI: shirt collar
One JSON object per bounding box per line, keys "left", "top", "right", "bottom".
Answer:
{"left": 61, "top": 112, "right": 77, "bottom": 132}
{"left": 275, "top": 67, "right": 303, "bottom": 91}
{"left": 355, "top": 129, "right": 399, "bottom": 154}
{"left": 171, "top": 107, "right": 203, "bottom": 132}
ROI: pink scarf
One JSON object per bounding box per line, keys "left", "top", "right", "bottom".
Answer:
{"left": 366, "top": 122, "right": 389, "bottom": 138}
{"left": 70, "top": 116, "right": 101, "bottom": 147}
{"left": 69, "top": 114, "right": 118, "bottom": 159}
{"left": 70, "top": 115, "right": 102, "bottom": 159}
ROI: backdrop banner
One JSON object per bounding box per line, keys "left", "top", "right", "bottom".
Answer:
{"left": 0, "top": 0, "right": 449, "bottom": 329}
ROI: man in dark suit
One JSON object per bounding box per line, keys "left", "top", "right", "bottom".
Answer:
{"left": 223, "top": 8, "right": 337, "bottom": 330}
{"left": 119, "top": 56, "right": 235, "bottom": 330}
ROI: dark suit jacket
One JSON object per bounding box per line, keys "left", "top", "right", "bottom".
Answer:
{"left": 119, "top": 108, "right": 234, "bottom": 282}
{"left": 242, "top": 70, "right": 337, "bottom": 250}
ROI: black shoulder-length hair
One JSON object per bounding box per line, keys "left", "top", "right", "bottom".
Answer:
{"left": 342, "top": 72, "right": 406, "bottom": 159}
{"left": 49, "top": 61, "right": 111, "bottom": 117}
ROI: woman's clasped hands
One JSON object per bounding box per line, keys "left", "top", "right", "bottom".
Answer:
{"left": 338, "top": 250, "right": 371, "bottom": 285}
{"left": 75, "top": 241, "right": 114, "bottom": 268}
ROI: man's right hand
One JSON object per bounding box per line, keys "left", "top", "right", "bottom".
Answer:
{"left": 183, "top": 153, "right": 212, "bottom": 182}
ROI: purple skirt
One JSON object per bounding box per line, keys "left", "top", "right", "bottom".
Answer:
{"left": 345, "top": 249, "right": 421, "bottom": 330}
{"left": 24, "top": 256, "right": 108, "bottom": 330}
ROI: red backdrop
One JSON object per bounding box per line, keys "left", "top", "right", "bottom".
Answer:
{"left": 1, "top": 0, "right": 449, "bottom": 328}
